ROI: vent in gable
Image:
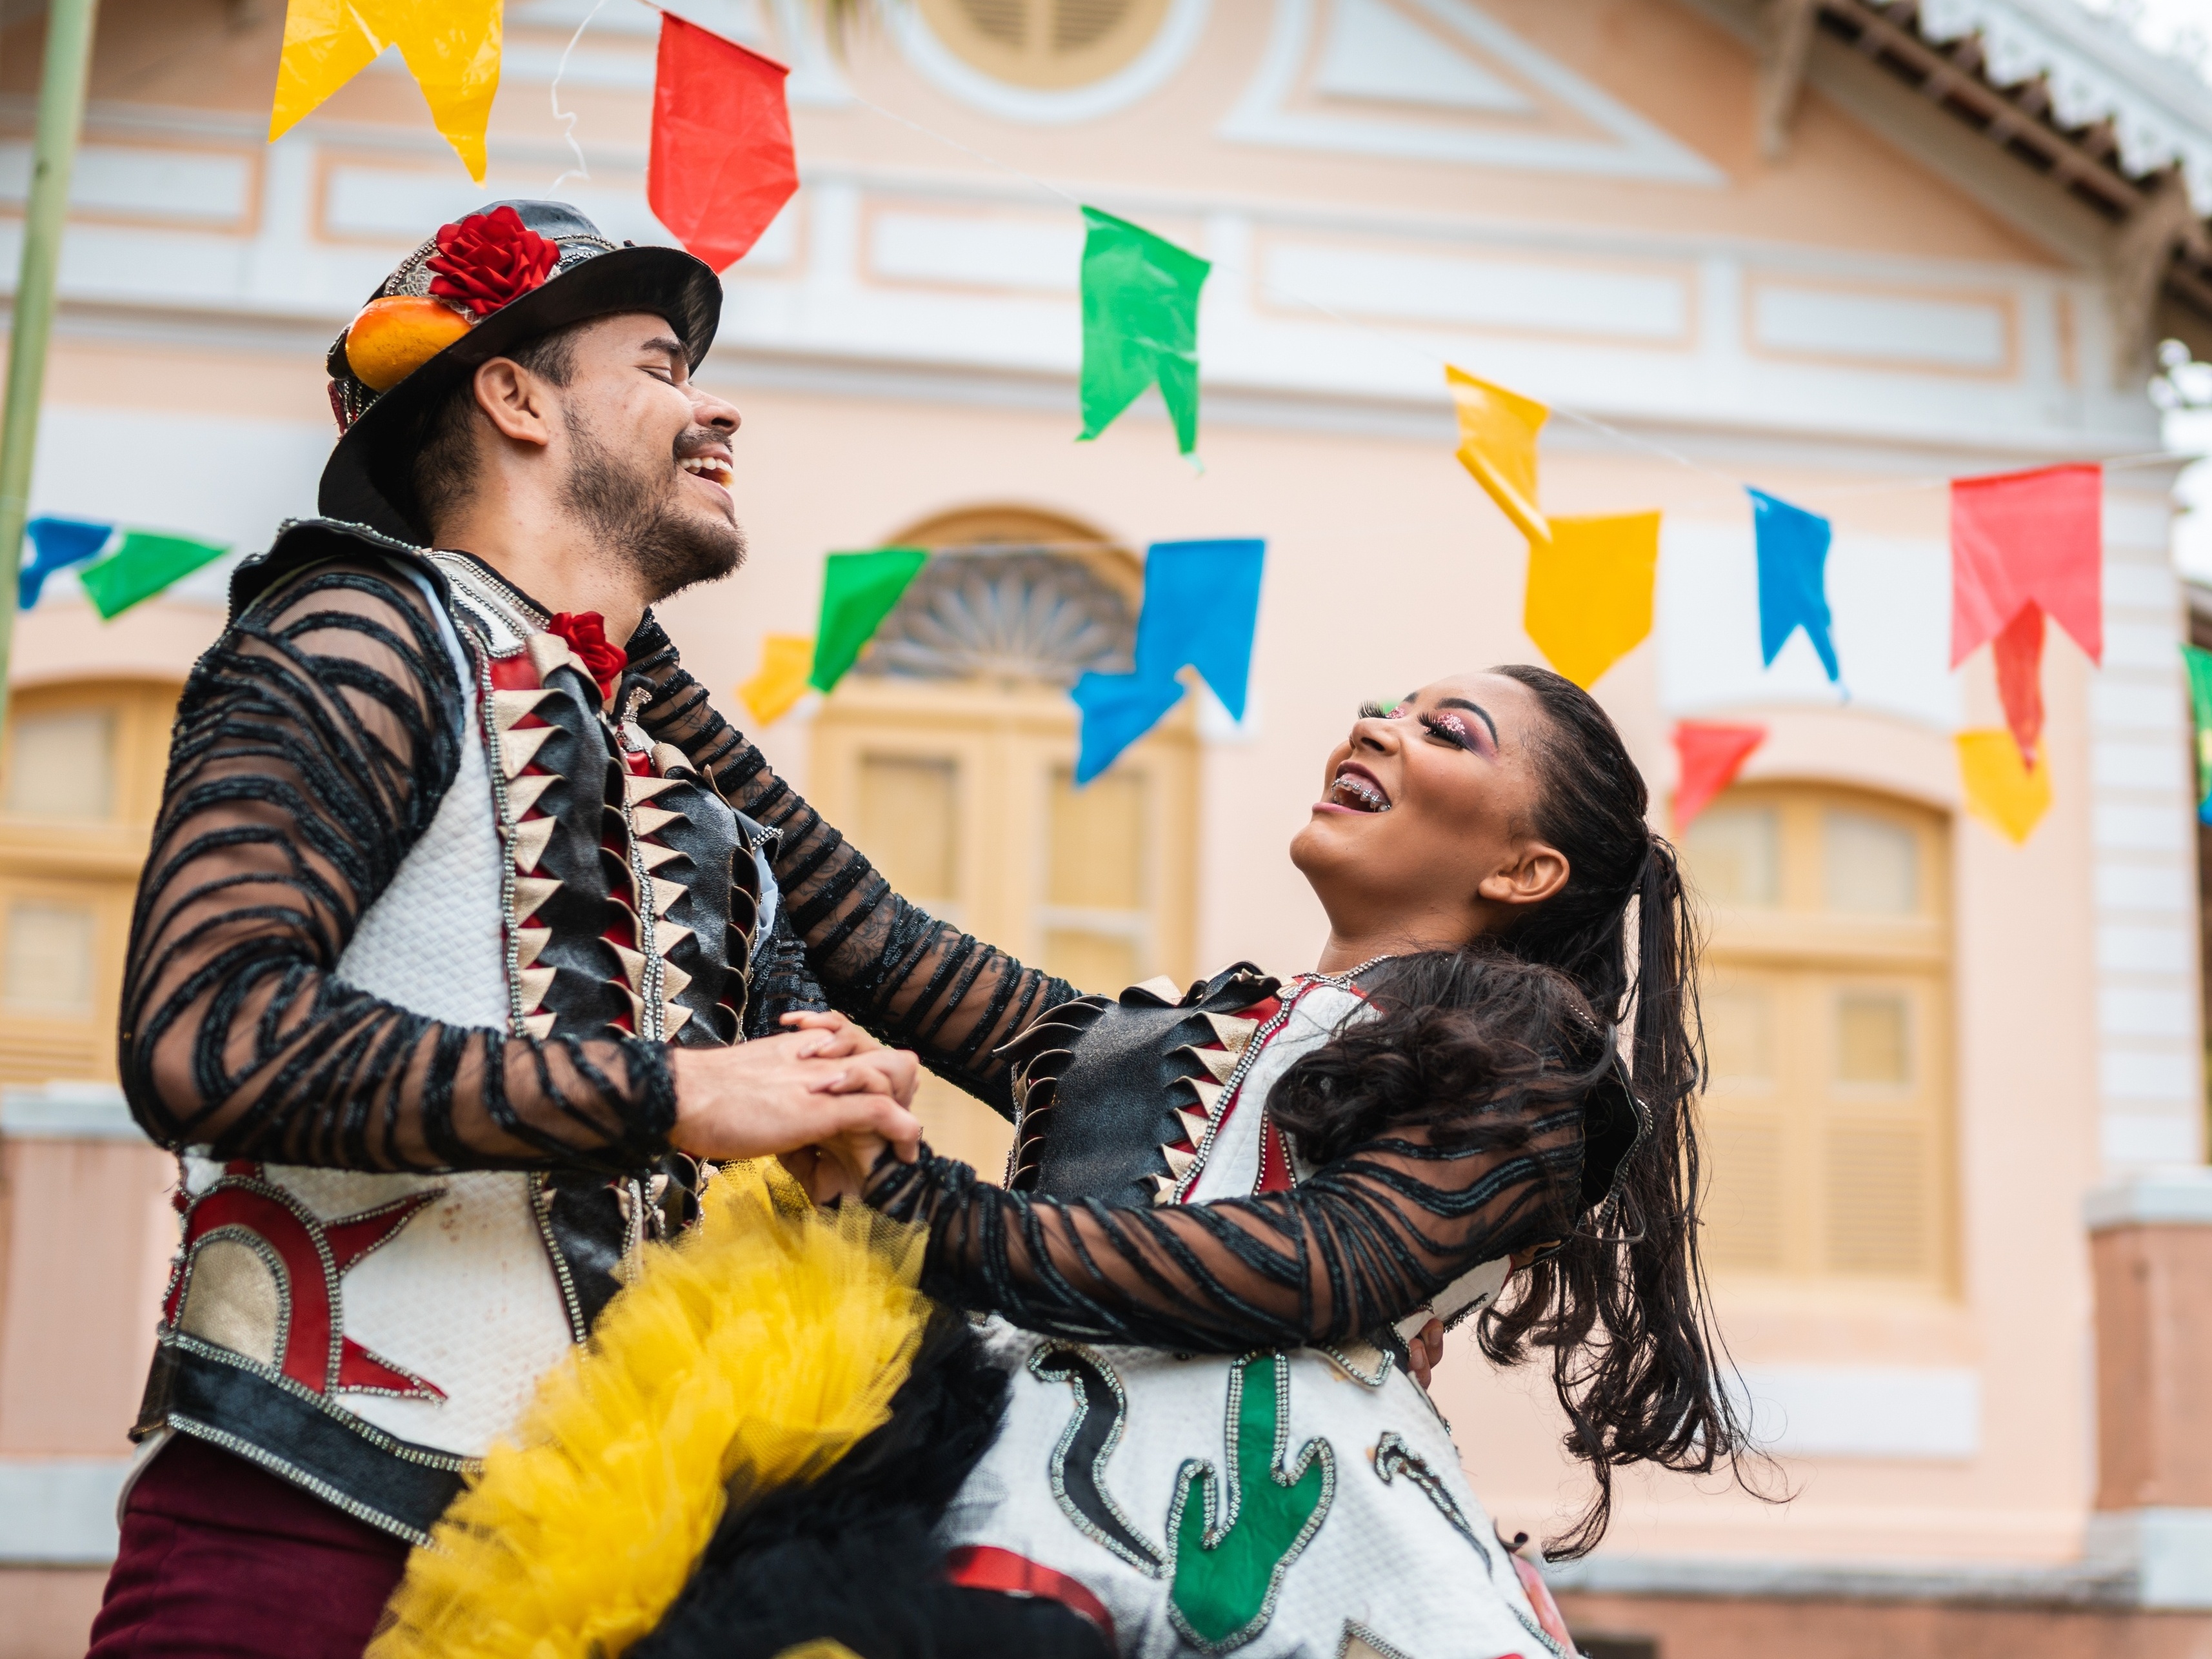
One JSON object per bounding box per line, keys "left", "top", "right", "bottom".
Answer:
{"left": 921, "top": 0, "right": 1171, "bottom": 90}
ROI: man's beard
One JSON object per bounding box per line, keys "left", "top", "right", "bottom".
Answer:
{"left": 559, "top": 411, "right": 746, "bottom": 602}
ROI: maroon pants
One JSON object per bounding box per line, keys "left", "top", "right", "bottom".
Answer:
{"left": 87, "top": 1435, "right": 412, "bottom": 1658}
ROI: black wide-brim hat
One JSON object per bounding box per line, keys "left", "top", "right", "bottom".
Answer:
{"left": 319, "top": 199, "right": 721, "bottom": 544}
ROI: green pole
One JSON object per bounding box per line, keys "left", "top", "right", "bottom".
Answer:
{"left": 0, "top": 0, "right": 100, "bottom": 735}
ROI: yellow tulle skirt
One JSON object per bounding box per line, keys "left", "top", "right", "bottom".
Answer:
{"left": 369, "top": 1162, "right": 931, "bottom": 1659}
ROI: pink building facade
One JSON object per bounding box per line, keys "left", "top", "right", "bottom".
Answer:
{"left": 2, "top": 0, "right": 2211, "bottom": 1651}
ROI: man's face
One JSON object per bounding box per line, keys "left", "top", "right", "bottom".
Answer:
{"left": 548, "top": 312, "right": 746, "bottom": 602}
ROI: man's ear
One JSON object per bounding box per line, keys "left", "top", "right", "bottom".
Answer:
{"left": 472, "top": 357, "right": 557, "bottom": 449}
{"left": 1476, "top": 842, "right": 1569, "bottom": 910}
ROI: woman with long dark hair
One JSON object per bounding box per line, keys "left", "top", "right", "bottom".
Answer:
{"left": 671, "top": 653, "right": 1740, "bottom": 1647}
{"left": 376, "top": 656, "right": 1749, "bottom": 1659}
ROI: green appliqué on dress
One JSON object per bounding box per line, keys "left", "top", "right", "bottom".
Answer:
{"left": 1166, "top": 1354, "right": 1335, "bottom": 1652}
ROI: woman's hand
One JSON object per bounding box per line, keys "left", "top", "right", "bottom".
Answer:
{"left": 1406, "top": 1316, "right": 1445, "bottom": 1391}
{"left": 668, "top": 1032, "right": 923, "bottom": 1163}
{"left": 782, "top": 1126, "right": 896, "bottom": 1206}
{"left": 779, "top": 1008, "right": 890, "bottom": 1062}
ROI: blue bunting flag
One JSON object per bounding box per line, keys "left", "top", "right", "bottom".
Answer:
{"left": 19, "top": 517, "right": 115, "bottom": 610}
{"left": 1747, "top": 488, "right": 1841, "bottom": 684}
{"left": 1071, "top": 671, "right": 1189, "bottom": 786}
{"left": 1072, "top": 538, "right": 1266, "bottom": 784}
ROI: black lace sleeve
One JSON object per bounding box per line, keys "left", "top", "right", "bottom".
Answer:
{"left": 628, "top": 617, "right": 1075, "bottom": 1118}
{"left": 858, "top": 1102, "right": 1584, "bottom": 1353}
{"left": 119, "top": 559, "right": 673, "bottom": 1173}
{"left": 742, "top": 907, "right": 830, "bottom": 1038}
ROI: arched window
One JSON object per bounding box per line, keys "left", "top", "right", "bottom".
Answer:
{"left": 808, "top": 506, "right": 1199, "bottom": 1171}
{"left": 1682, "top": 784, "right": 1955, "bottom": 1292}
{"left": 0, "top": 678, "right": 181, "bottom": 1086}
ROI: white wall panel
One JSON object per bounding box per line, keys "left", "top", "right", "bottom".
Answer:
{"left": 1657, "top": 519, "right": 1957, "bottom": 728}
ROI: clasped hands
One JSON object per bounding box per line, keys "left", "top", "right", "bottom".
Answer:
{"left": 668, "top": 1010, "right": 1455, "bottom": 1390}
{"left": 668, "top": 1009, "right": 917, "bottom": 1202}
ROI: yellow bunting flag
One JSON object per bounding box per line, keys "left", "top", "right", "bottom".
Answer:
{"left": 1447, "top": 365, "right": 1551, "bottom": 545}
{"left": 740, "top": 635, "right": 815, "bottom": 728}
{"left": 1522, "top": 512, "right": 1660, "bottom": 690}
{"left": 270, "top": 0, "right": 503, "bottom": 183}
{"left": 1956, "top": 728, "right": 2051, "bottom": 844}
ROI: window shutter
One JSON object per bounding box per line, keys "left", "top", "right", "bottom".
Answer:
{"left": 1822, "top": 1122, "right": 1929, "bottom": 1276}
{"left": 1703, "top": 1117, "right": 1787, "bottom": 1271}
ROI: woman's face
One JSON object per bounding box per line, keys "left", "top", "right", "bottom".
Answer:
{"left": 1288, "top": 671, "right": 1570, "bottom": 953}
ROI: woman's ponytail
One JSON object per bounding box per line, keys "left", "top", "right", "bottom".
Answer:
{"left": 1479, "top": 667, "right": 1759, "bottom": 1558}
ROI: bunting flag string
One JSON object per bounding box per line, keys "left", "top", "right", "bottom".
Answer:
{"left": 648, "top": 14, "right": 798, "bottom": 272}
{"left": 270, "top": 0, "right": 503, "bottom": 184}
{"left": 809, "top": 549, "right": 930, "bottom": 695}
{"left": 1748, "top": 488, "right": 1841, "bottom": 686}
{"left": 19, "top": 517, "right": 113, "bottom": 610}
{"left": 1949, "top": 464, "right": 2104, "bottom": 668}
{"left": 80, "top": 530, "right": 233, "bottom": 619}
{"left": 1957, "top": 729, "right": 2051, "bottom": 844}
{"left": 17, "top": 517, "right": 228, "bottom": 619}
{"left": 1447, "top": 366, "right": 1550, "bottom": 546}
{"left": 1671, "top": 721, "right": 1767, "bottom": 832}
{"left": 252, "top": 39, "right": 2163, "bottom": 841}
{"left": 1991, "top": 602, "right": 2047, "bottom": 767}
{"left": 2184, "top": 643, "right": 2212, "bottom": 825}
{"left": 1073, "top": 538, "right": 1266, "bottom": 781}
{"left": 747, "top": 538, "right": 1266, "bottom": 786}
{"left": 1078, "top": 208, "right": 1211, "bottom": 459}
{"left": 740, "top": 633, "right": 815, "bottom": 728}
{"left": 1522, "top": 513, "right": 1659, "bottom": 691}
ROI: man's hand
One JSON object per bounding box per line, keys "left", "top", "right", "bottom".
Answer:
{"left": 668, "top": 1031, "right": 922, "bottom": 1163}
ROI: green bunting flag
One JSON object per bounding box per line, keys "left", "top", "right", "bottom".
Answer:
{"left": 809, "top": 548, "right": 930, "bottom": 693}
{"left": 77, "top": 530, "right": 230, "bottom": 620}
{"left": 1077, "top": 205, "right": 1210, "bottom": 458}
{"left": 2183, "top": 643, "right": 2212, "bottom": 824}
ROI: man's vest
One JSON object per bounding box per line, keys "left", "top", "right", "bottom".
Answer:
{"left": 133, "top": 527, "right": 772, "bottom": 1542}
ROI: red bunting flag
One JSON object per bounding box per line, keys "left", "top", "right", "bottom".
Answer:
{"left": 648, "top": 14, "right": 798, "bottom": 272}
{"left": 1991, "top": 602, "right": 2045, "bottom": 768}
{"left": 1671, "top": 720, "right": 1767, "bottom": 832}
{"left": 1949, "top": 462, "right": 2102, "bottom": 667}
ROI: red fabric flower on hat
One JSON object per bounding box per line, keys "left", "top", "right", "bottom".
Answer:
{"left": 547, "top": 611, "right": 628, "bottom": 703}
{"left": 426, "top": 206, "right": 559, "bottom": 319}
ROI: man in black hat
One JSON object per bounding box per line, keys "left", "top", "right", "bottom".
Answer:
{"left": 89, "top": 201, "right": 927, "bottom": 1655}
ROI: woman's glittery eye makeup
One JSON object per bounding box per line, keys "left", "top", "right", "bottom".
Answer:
{"left": 1357, "top": 700, "right": 1390, "bottom": 719}
{"left": 1420, "top": 710, "right": 1476, "bottom": 751}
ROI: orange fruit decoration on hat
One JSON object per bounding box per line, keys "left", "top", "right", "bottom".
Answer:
{"left": 344, "top": 295, "right": 473, "bottom": 393}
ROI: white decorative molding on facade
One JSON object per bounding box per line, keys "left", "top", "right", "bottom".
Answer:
{"left": 1219, "top": 0, "right": 1726, "bottom": 183}
{"left": 0, "top": 94, "right": 2160, "bottom": 457}
{"left": 2084, "top": 1164, "right": 2212, "bottom": 1228}
{"left": 1913, "top": 0, "right": 2212, "bottom": 210}
{"left": 1312, "top": 0, "right": 1533, "bottom": 111}
{"left": 2085, "top": 1509, "right": 2212, "bottom": 1609}
{"left": 0, "top": 1082, "right": 138, "bottom": 1142}
{"left": 1544, "top": 1552, "right": 2129, "bottom": 1603}
{"left": 2087, "top": 486, "right": 2204, "bottom": 1171}
{"left": 885, "top": 0, "right": 1213, "bottom": 124}
{"left": 1730, "top": 1364, "right": 1982, "bottom": 1460}
{"left": 0, "top": 1458, "right": 129, "bottom": 1564}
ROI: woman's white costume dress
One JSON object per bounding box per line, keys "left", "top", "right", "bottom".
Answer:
{"left": 882, "top": 971, "right": 1580, "bottom": 1659}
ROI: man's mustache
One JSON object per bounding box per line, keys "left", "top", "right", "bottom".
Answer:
{"left": 673, "top": 427, "right": 728, "bottom": 462}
